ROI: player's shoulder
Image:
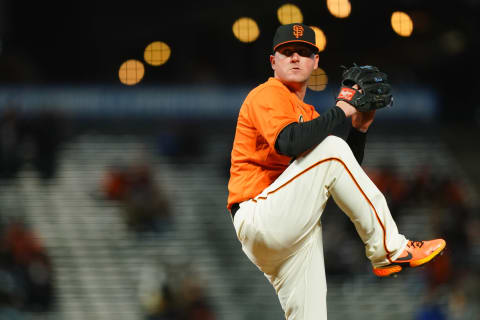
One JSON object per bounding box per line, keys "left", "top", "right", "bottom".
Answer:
{"left": 300, "top": 99, "right": 317, "bottom": 111}
{"left": 246, "top": 77, "right": 290, "bottom": 101}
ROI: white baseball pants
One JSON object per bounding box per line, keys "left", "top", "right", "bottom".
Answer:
{"left": 232, "top": 135, "right": 407, "bottom": 320}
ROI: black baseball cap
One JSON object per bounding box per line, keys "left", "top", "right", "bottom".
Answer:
{"left": 272, "top": 23, "right": 319, "bottom": 54}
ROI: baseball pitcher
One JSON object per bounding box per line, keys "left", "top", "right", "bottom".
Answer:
{"left": 227, "top": 23, "right": 446, "bottom": 319}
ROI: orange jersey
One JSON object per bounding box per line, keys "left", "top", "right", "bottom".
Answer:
{"left": 227, "top": 77, "right": 320, "bottom": 209}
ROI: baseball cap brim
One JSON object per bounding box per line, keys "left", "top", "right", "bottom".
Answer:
{"left": 273, "top": 40, "right": 319, "bottom": 53}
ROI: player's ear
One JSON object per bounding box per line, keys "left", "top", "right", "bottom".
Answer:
{"left": 270, "top": 54, "right": 276, "bottom": 71}
{"left": 313, "top": 54, "right": 319, "bottom": 70}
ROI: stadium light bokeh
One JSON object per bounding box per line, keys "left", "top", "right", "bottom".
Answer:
{"left": 232, "top": 17, "right": 260, "bottom": 43}
{"left": 391, "top": 11, "right": 414, "bottom": 37}
{"left": 118, "top": 59, "right": 145, "bottom": 85}
{"left": 327, "top": 0, "right": 352, "bottom": 18}
{"left": 307, "top": 67, "right": 328, "bottom": 91}
{"left": 310, "top": 26, "right": 327, "bottom": 52}
{"left": 144, "top": 41, "right": 171, "bottom": 67}
{"left": 277, "top": 4, "right": 303, "bottom": 24}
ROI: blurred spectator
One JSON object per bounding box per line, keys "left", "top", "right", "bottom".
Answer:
{"left": 424, "top": 250, "right": 453, "bottom": 288}
{"left": 446, "top": 276, "right": 479, "bottom": 320}
{"left": 0, "top": 284, "right": 26, "bottom": 320}
{"left": 0, "top": 267, "right": 25, "bottom": 320}
{"left": 407, "top": 165, "right": 438, "bottom": 205}
{"left": 415, "top": 288, "right": 447, "bottom": 320}
{"left": 179, "top": 277, "right": 216, "bottom": 320}
{"left": 138, "top": 261, "right": 179, "bottom": 320}
{"left": 102, "top": 160, "right": 173, "bottom": 235}
{"left": 124, "top": 162, "right": 172, "bottom": 234}
{"left": 0, "top": 106, "right": 67, "bottom": 181}
{"left": 0, "top": 107, "right": 25, "bottom": 180}
{"left": 0, "top": 218, "right": 55, "bottom": 313}
{"left": 426, "top": 175, "right": 473, "bottom": 274}
{"left": 102, "top": 163, "right": 129, "bottom": 201}
{"left": 138, "top": 259, "right": 216, "bottom": 320}
{"left": 416, "top": 306, "right": 446, "bottom": 320}
{"left": 435, "top": 205, "right": 471, "bottom": 270}
{"left": 156, "top": 123, "right": 205, "bottom": 166}
{"left": 366, "top": 163, "right": 409, "bottom": 217}
{"left": 27, "top": 110, "right": 67, "bottom": 180}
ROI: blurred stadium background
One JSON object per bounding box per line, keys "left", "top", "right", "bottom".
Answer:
{"left": 0, "top": 0, "right": 479, "bottom": 319}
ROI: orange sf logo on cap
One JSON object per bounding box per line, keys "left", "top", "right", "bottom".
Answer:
{"left": 293, "top": 25, "right": 304, "bottom": 38}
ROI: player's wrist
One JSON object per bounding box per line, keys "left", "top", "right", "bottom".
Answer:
{"left": 352, "top": 125, "right": 369, "bottom": 133}
{"left": 335, "top": 101, "right": 356, "bottom": 117}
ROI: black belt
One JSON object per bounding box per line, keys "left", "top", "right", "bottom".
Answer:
{"left": 230, "top": 203, "right": 240, "bottom": 218}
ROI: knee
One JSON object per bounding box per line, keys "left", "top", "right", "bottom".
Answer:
{"left": 311, "top": 135, "right": 352, "bottom": 160}
{"left": 322, "top": 135, "right": 348, "bottom": 149}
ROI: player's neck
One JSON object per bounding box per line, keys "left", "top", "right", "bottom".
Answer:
{"left": 284, "top": 81, "right": 307, "bottom": 101}
{"left": 288, "top": 83, "right": 307, "bottom": 101}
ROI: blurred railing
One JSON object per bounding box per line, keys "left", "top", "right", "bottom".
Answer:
{"left": 0, "top": 85, "right": 438, "bottom": 121}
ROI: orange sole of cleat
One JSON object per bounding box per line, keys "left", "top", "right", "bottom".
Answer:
{"left": 373, "top": 265, "right": 402, "bottom": 277}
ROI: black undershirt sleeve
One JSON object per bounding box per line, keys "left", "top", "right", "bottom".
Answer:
{"left": 275, "top": 106, "right": 368, "bottom": 164}
{"left": 345, "top": 127, "right": 367, "bottom": 164}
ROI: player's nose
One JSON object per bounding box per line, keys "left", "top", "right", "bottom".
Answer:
{"left": 291, "top": 52, "right": 300, "bottom": 62}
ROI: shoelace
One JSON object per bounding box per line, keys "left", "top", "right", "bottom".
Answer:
{"left": 407, "top": 240, "right": 424, "bottom": 248}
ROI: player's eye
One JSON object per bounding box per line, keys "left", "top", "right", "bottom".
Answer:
{"left": 279, "top": 47, "right": 313, "bottom": 57}
{"left": 297, "top": 49, "right": 311, "bottom": 57}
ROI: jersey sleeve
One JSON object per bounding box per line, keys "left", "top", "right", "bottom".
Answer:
{"left": 275, "top": 106, "right": 347, "bottom": 157}
{"left": 247, "top": 86, "right": 298, "bottom": 148}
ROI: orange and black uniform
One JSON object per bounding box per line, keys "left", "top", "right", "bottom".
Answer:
{"left": 227, "top": 77, "right": 367, "bottom": 210}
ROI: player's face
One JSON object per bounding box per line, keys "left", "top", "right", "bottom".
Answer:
{"left": 270, "top": 44, "right": 319, "bottom": 85}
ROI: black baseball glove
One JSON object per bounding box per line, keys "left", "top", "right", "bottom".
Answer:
{"left": 336, "top": 64, "right": 393, "bottom": 112}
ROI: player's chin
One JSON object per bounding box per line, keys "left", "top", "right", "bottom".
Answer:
{"left": 286, "top": 73, "right": 309, "bottom": 83}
